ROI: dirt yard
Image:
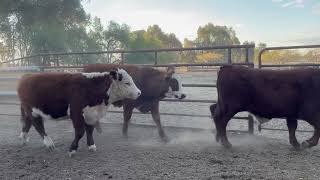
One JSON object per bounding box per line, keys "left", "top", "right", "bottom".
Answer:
{"left": 0, "top": 115, "right": 320, "bottom": 180}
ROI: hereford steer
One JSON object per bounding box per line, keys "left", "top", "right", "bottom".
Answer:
{"left": 18, "top": 69, "right": 141, "bottom": 156}
{"left": 211, "top": 65, "right": 320, "bottom": 149}
{"left": 83, "top": 64, "right": 186, "bottom": 141}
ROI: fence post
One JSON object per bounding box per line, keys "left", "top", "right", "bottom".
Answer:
{"left": 245, "top": 48, "right": 249, "bottom": 63}
{"left": 121, "top": 53, "right": 124, "bottom": 64}
{"left": 56, "top": 55, "right": 60, "bottom": 67}
{"left": 154, "top": 51, "right": 158, "bottom": 65}
{"left": 248, "top": 114, "right": 254, "bottom": 134}
{"left": 227, "top": 48, "right": 232, "bottom": 64}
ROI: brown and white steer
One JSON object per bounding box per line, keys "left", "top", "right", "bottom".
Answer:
{"left": 210, "top": 65, "right": 320, "bottom": 149}
{"left": 84, "top": 64, "right": 186, "bottom": 141}
{"left": 17, "top": 69, "right": 141, "bottom": 156}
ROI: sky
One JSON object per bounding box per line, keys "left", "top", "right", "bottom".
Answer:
{"left": 83, "top": 0, "right": 320, "bottom": 46}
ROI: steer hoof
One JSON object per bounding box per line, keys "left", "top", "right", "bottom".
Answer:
{"left": 301, "top": 141, "right": 311, "bottom": 149}
{"left": 122, "top": 133, "right": 129, "bottom": 139}
{"left": 215, "top": 134, "right": 221, "bottom": 143}
{"left": 221, "top": 141, "right": 232, "bottom": 149}
{"left": 19, "top": 132, "right": 29, "bottom": 145}
{"left": 160, "top": 136, "right": 170, "bottom": 143}
{"left": 43, "top": 136, "right": 55, "bottom": 150}
{"left": 68, "top": 150, "right": 77, "bottom": 158}
{"left": 290, "top": 141, "right": 301, "bottom": 151}
{"left": 88, "top": 144, "right": 97, "bottom": 152}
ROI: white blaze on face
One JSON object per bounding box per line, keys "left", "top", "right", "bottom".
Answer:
{"left": 108, "top": 69, "right": 141, "bottom": 103}
{"left": 165, "top": 73, "right": 186, "bottom": 99}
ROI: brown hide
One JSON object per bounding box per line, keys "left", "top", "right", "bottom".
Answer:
{"left": 18, "top": 72, "right": 111, "bottom": 118}
{"left": 212, "top": 65, "right": 320, "bottom": 149}
{"left": 215, "top": 65, "right": 320, "bottom": 120}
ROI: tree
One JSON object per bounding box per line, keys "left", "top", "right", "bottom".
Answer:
{"left": 196, "top": 52, "right": 223, "bottom": 63}
{"left": 102, "top": 21, "right": 130, "bottom": 63}
{"left": 125, "top": 25, "right": 182, "bottom": 64}
{"left": 178, "top": 22, "right": 243, "bottom": 63}
{"left": 195, "top": 23, "right": 240, "bottom": 47}
{"left": 261, "top": 50, "right": 303, "bottom": 64}
{"left": 305, "top": 49, "right": 320, "bottom": 62}
{"left": 179, "top": 38, "right": 196, "bottom": 63}
{"left": 0, "top": 0, "right": 88, "bottom": 65}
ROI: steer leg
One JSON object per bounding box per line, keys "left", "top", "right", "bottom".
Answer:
{"left": 122, "top": 105, "right": 134, "bottom": 138}
{"left": 32, "top": 116, "right": 55, "bottom": 150}
{"left": 212, "top": 104, "right": 234, "bottom": 148}
{"left": 69, "top": 106, "right": 86, "bottom": 157}
{"left": 85, "top": 123, "right": 96, "bottom": 152}
{"left": 151, "top": 102, "right": 168, "bottom": 142}
{"left": 301, "top": 125, "right": 320, "bottom": 149}
{"left": 19, "top": 106, "right": 32, "bottom": 145}
{"left": 286, "top": 118, "right": 300, "bottom": 149}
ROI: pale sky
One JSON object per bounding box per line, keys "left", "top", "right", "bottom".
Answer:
{"left": 83, "top": 0, "right": 320, "bottom": 46}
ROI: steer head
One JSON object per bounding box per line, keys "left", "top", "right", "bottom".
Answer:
{"left": 108, "top": 68, "right": 141, "bottom": 103}
{"left": 164, "top": 66, "right": 186, "bottom": 99}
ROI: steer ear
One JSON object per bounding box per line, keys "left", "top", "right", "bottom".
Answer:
{"left": 109, "top": 69, "right": 123, "bottom": 81}
{"left": 166, "top": 66, "right": 175, "bottom": 79}
{"left": 109, "top": 70, "right": 118, "bottom": 80}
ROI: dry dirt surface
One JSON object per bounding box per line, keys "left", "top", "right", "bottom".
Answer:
{"left": 0, "top": 116, "right": 320, "bottom": 180}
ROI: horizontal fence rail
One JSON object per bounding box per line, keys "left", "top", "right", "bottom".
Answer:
{"left": 2, "top": 62, "right": 252, "bottom": 71}
{"left": 1, "top": 44, "right": 255, "bottom": 65}
{"left": 258, "top": 44, "right": 320, "bottom": 68}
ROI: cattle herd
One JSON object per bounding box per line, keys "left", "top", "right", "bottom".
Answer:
{"left": 14, "top": 64, "right": 320, "bottom": 157}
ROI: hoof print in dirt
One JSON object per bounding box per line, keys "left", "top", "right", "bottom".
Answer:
{"left": 103, "top": 173, "right": 113, "bottom": 179}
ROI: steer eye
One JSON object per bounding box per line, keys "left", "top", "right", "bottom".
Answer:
{"left": 125, "top": 82, "right": 131, "bottom": 86}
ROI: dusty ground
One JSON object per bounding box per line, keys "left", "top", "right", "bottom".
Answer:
{"left": 0, "top": 116, "right": 320, "bottom": 180}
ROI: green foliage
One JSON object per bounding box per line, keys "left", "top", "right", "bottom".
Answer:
{"left": 305, "top": 49, "right": 320, "bottom": 62}
{"left": 180, "top": 23, "right": 242, "bottom": 63}
{"left": 0, "top": 0, "right": 89, "bottom": 65}
{"left": 195, "top": 23, "right": 240, "bottom": 46}
{"left": 125, "top": 26, "right": 181, "bottom": 64}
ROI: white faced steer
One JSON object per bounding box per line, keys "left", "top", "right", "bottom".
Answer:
{"left": 18, "top": 69, "right": 141, "bottom": 157}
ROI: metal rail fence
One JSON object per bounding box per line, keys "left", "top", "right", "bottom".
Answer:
{"left": 0, "top": 45, "right": 256, "bottom": 134}
{"left": 258, "top": 44, "right": 320, "bottom": 133}
{"left": 1, "top": 44, "right": 254, "bottom": 67}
